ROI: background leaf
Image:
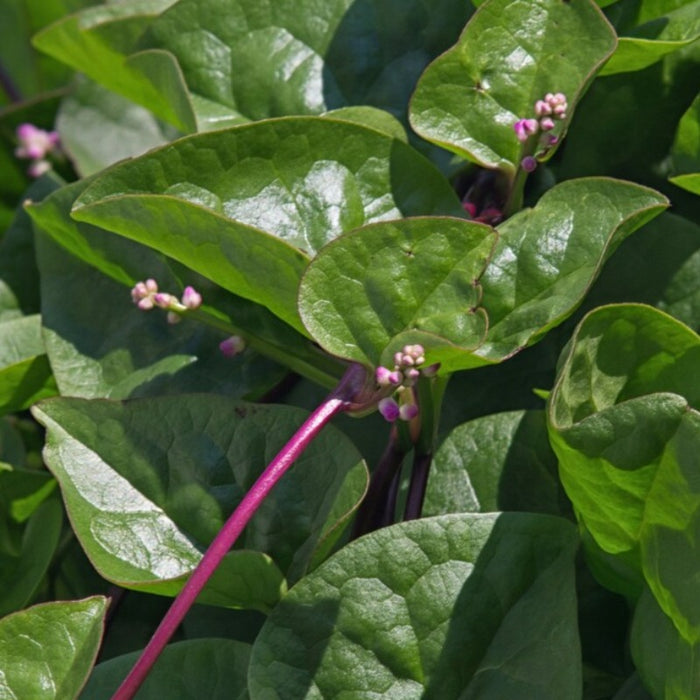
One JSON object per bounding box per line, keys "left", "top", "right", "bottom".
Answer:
{"left": 0, "top": 596, "right": 107, "bottom": 700}
{"left": 249, "top": 512, "right": 580, "bottom": 699}
{"left": 82, "top": 638, "right": 251, "bottom": 699}
{"left": 409, "top": 0, "right": 617, "bottom": 172}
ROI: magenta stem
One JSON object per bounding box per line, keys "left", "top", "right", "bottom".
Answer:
{"left": 111, "top": 364, "right": 367, "bottom": 700}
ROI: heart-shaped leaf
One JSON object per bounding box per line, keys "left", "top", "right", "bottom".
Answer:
{"left": 0, "top": 596, "right": 107, "bottom": 700}
{"left": 71, "top": 117, "right": 463, "bottom": 330}
{"left": 410, "top": 0, "right": 617, "bottom": 173}
{"left": 33, "top": 395, "right": 368, "bottom": 608}
{"left": 476, "top": 177, "right": 668, "bottom": 362}
{"left": 82, "top": 638, "right": 251, "bottom": 699}
{"left": 298, "top": 216, "right": 496, "bottom": 371}
{"left": 249, "top": 512, "right": 580, "bottom": 698}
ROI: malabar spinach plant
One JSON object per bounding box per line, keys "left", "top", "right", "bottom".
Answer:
{"left": 0, "top": 0, "right": 699, "bottom": 697}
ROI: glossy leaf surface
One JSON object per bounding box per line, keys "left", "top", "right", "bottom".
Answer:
{"left": 477, "top": 178, "right": 668, "bottom": 361}
{"left": 250, "top": 512, "right": 580, "bottom": 699}
{"left": 0, "top": 596, "right": 107, "bottom": 700}
{"left": 299, "top": 216, "right": 496, "bottom": 370}
{"left": 33, "top": 395, "right": 368, "bottom": 607}
{"left": 410, "top": 0, "right": 616, "bottom": 172}
{"left": 71, "top": 117, "right": 463, "bottom": 330}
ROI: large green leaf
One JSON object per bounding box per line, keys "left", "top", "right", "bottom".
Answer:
{"left": 82, "top": 639, "right": 251, "bottom": 699}
{"left": 249, "top": 512, "right": 580, "bottom": 699}
{"left": 71, "top": 117, "right": 463, "bottom": 331}
{"left": 0, "top": 596, "right": 107, "bottom": 700}
{"left": 142, "top": 0, "right": 473, "bottom": 122}
{"left": 424, "top": 410, "right": 568, "bottom": 517}
{"left": 477, "top": 178, "right": 668, "bottom": 361}
{"left": 32, "top": 0, "right": 196, "bottom": 131}
{"left": 33, "top": 395, "right": 368, "bottom": 607}
{"left": 409, "top": 0, "right": 617, "bottom": 172}
{"left": 548, "top": 304, "right": 700, "bottom": 644}
{"left": 298, "top": 216, "right": 496, "bottom": 371}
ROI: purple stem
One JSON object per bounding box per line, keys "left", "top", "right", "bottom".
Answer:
{"left": 112, "top": 364, "right": 367, "bottom": 700}
{"left": 0, "top": 62, "right": 21, "bottom": 103}
{"left": 403, "top": 451, "right": 433, "bottom": 521}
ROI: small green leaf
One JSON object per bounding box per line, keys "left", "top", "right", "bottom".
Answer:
{"left": 82, "top": 639, "right": 251, "bottom": 700}
{"left": 33, "top": 395, "right": 368, "bottom": 607}
{"left": 477, "top": 178, "right": 668, "bottom": 362}
{"left": 71, "top": 117, "right": 463, "bottom": 330}
{"left": 410, "top": 0, "right": 617, "bottom": 172}
{"left": 298, "top": 216, "right": 496, "bottom": 370}
{"left": 249, "top": 512, "right": 580, "bottom": 699}
{"left": 0, "top": 496, "right": 62, "bottom": 617}
{"left": 0, "top": 315, "right": 57, "bottom": 416}
{"left": 631, "top": 588, "right": 700, "bottom": 700}
{"left": 669, "top": 91, "right": 700, "bottom": 193}
{"left": 32, "top": 2, "right": 196, "bottom": 131}
{"left": 424, "top": 410, "right": 567, "bottom": 517}
{"left": 57, "top": 77, "right": 174, "bottom": 177}
{"left": 0, "top": 596, "right": 108, "bottom": 700}
{"left": 600, "top": 2, "right": 700, "bottom": 75}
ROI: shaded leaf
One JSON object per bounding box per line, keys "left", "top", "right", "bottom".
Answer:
{"left": 424, "top": 410, "right": 567, "bottom": 517}
{"left": 33, "top": 395, "right": 368, "bottom": 607}
{"left": 0, "top": 596, "right": 107, "bottom": 700}
{"left": 410, "top": 0, "right": 617, "bottom": 172}
{"left": 298, "top": 216, "right": 496, "bottom": 371}
{"left": 249, "top": 512, "right": 580, "bottom": 699}
{"left": 82, "top": 638, "right": 251, "bottom": 700}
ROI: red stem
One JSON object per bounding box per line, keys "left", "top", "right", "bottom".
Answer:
{"left": 111, "top": 364, "right": 367, "bottom": 700}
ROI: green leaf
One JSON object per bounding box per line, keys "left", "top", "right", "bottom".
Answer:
{"left": 298, "top": 216, "right": 496, "bottom": 370}
{"left": 33, "top": 395, "right": 368, "bottom": 607}
{"left": 600, "top": 2, "right": 700, "bottom": 75}
{"left": 32, "top": 1, "right": 196, "bottom": 131}
{"left": 82, "top": 639, "right": 251, "bottom": 699}
{"left": 409, "top": 0, "right": 617, "bottom": 172}
{"left": 631, "top": 588, "right": 700, "bottom": 700}
{"left": 477, "top": 178, "right": 669, "bottom": 361}
{"left": 249, "top": 512, "right": 580, "bottom": 698}
{"left": 142, "top": 0, "right": 473, "bottom": 122}
{"left": 71, "top": 117, "right": 463, "bottom": 331}
{"left": 35, "top": 231, "right": 285, "bottom": 400}
{"left": 0, "top": 495, "right": 62, "bottom": 617}
{"left": 56, "top": 77, "right": 174, "bottom": 177}
{"left": 0, "top": 315, "right": 57, "bottom": 416}
{"left": 0, "top": 463, "right": 56, "bottom": 522}
{"left": 424, "top": 410, "right": 567, "bottom": 517}
{"left": 0, "top": 596, "right": 107, "bottom": 700}
{"left": 669, "top": 91, "right": 700, "bottom": 192}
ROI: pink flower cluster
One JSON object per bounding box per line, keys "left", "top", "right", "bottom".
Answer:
{"left": 512, "top": 92, "right": 568, "bottom": 173}
{"left": 374, "top": 344, "right": 439, "bottom": 422}
{"left": 14, "top": 123, "right": 61, "bottom": 178}
{"left": 131, "top": 279, "right": 202, "bottom": 324}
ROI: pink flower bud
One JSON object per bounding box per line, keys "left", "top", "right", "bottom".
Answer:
{"left": 153, "top": 292, "right": 174, "bottom": 309}
{"left": 27, "top": 160, "right": 51, "bottom": 178}
{"left": 376, "top": 366, "right": 395, "bottom": 386}
{"left": 403, "top": 368, "right": 421, "bottom": 386}
{"left": 219, "top": 336, "right": 246, "bottom": 357}
{"left": 463, "top": 201, "right": 477, "bottom": 217}
{"left": 181, "top": 286, "right": 202, "bottom": 309}
{"left": 534, "top": 100, "right": 552, "bottom": 117}
{"left": 399, "top": 403, "right": 419, "bottom": 421}
{"left": 539, "top": 117, "right": 555, "bottom": 131}
{"left": 513, "top": 118, "right": 539, "bottom": 143}
{"left": 421, "top": 363, "right": 441, "bottom": 377}
{"left": 137, "top": 297, "right": 155, "bottom": 311}
{"left": 521, "top": 156, "right": 537, "bottom": 173}
{"left": 378, "top": 397, "right": 400, "bottom": 422}
{"left": 167, "top": 311, "right": 181, "bottom": 325}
